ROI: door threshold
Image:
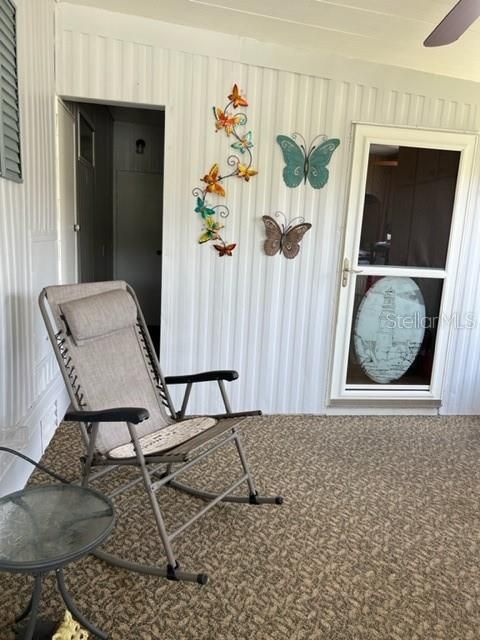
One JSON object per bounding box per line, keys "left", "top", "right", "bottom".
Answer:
{"left": 326, "top": 398, "right": 440, "bottom": 416}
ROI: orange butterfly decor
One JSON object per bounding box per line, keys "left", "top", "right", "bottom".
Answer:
{"left": 228, "top": 84, "right": 248, "bottom": 108}
{"left": 213, "top": 108, "right": 244, "bottom": 136}
{"left": 201, "top": 164, "right": 226, "bottom": 197}
{"left": 193, "top": 84, "right": 257, "bottom": 257}
{"left": 214, "top": 243, "right": 237, "bottom": 256}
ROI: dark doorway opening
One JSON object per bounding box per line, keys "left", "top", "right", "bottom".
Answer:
{"left": 67, "top": 101, "right": 165, "bottom": 354}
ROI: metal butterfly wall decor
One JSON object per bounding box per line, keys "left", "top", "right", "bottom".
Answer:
{"left": 192, "top": 84, "right": 258, "bottom": 257}
{"left": 262, "top": 212, "right": 312, "bottom": 260}
{"left": 276, "top": 133, "right": 340, "bottom": 189}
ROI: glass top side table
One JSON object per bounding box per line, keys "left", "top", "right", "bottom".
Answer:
{"left": 0, "top": 484, "right": 115, "bottom": 640}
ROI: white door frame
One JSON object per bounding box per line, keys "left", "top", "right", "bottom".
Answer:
{"left": 55, "top": 98, "right": 78, "bottom": 284}
{"left": 330, "top": 124, "right": 477, "bottom": 403}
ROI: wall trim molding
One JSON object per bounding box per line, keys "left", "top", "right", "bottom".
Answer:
{"left": 0, "top": 374, "right": 70, "bottom": 497}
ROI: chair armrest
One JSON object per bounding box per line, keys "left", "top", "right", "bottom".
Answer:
{"left": 210, "top": 410, "right": 262, "bottom": 419}
{"left": 165, "top": 370, "right": 239, "bottom": 385}
{"left": 64, "top": 407, "right": 150, "bottom": 424}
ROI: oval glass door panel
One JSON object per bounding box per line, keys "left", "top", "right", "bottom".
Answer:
{"left": 347, "top": 276, "right": 444, "bottom": 386}
{"left": 353, "top": 277, "right": 425, "bottom": 383}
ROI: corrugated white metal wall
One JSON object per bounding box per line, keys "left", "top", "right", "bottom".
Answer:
{"left": 56, "top": 4, "right": 480, "bottom": 415}
{"left": 0, "top": 0, "right": 67, "bottom": 494}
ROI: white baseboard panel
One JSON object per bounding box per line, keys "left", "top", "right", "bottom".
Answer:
{"left": 0, "top": 375, "right": 70, "bottom": 497}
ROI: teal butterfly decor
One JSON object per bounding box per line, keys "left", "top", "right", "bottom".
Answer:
{"left": 231, "top": 131, "right": 254, "bottom": 154}
{"left": 194, "top": 197, "right": 216, "bottom": 219}
{"left": 276, "top": 133, "right": 340, "bottom": 189}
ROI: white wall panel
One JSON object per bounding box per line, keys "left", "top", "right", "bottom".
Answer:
{"left": 56, "top": 4, "right": 480, "bottom": 415}
{"left": 31, "top": 233, "right": 59, "bottom": 398}
{"left": 0, "top": 0, "right": 67, "bottom": 495}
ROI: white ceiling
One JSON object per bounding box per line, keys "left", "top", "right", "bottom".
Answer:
{"left": 58, "top": 0, "right": 480, "bottom": 83}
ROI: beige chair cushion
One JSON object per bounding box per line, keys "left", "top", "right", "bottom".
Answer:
{"left": 108, "top": 417, "right": 218, "bottom": 459}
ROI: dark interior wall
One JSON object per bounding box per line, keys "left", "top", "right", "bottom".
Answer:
{"left": 112, "top": 110, "right": 165, "bottom": 329}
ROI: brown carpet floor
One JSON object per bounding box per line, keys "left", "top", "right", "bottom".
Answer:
{"left": 2, "top": 415, "right": 480, "bottom": 639}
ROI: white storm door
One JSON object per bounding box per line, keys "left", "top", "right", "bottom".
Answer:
{"left": 330, "top": 124, "right": 476, "bottom": 403}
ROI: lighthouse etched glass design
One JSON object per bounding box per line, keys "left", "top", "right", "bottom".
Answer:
{"left": 353, "top": 277, "right": 425, "bottom": 384}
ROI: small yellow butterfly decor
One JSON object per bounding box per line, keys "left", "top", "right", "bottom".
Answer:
{"left": 193, "top": 84, "right": 258, "bottom": 257}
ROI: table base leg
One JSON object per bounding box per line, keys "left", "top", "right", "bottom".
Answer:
{"left": 56, "top": 569, "right": 108, "bottom": 640}
{"left": 17, "top": 575, "right": 43, "bottom": 640}
{"left": 15, "top": 594, "right": 33, "bottom": 624}
{"left": 15, "top": 619, "right": 58, "bottom": 640}
{"left": 14, "top": 575, "right": 57, "bottom": 640}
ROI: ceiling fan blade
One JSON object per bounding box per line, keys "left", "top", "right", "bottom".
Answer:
{"left": 424, "top": 0, "right": 480, "bottom": 46}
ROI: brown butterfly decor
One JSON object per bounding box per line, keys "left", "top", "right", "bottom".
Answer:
{"left": 262, "top": 212, "right": 312, "bottom": 259}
